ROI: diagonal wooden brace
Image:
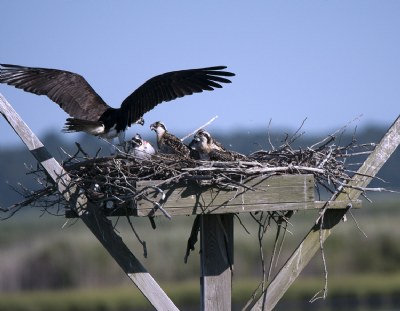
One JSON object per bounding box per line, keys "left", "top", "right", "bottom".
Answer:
{"left": 0, "top": 93, "right": 179, "bottom": 311}
{"left": 250, "top": 115, "right": 400, "bottom": 311}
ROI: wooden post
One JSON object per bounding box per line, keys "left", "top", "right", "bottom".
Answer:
{"left": 250, "top": 115, "right": 400, "bottom": 311}
{"left": 0, "top": 94, "right": 179, "bottom": 311}
{"left": 0, "top": 94, "right": 71, "bottom": 198}
{"left": 200, "top": 214, "right": 234, "bottom": 311}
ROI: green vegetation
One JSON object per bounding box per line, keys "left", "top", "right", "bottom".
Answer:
{"left": 0, "top": 286, "right": 150, "bottom": 311}
{"left": 0, "top": 200, "right": 399, "bottom": 310}
{"left": 1, "top": 274, "right": 400, "bottom": 311}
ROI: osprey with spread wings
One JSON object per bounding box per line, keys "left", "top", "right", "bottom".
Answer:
{"left": 0, "top": 64, "right": 235, "bottom": 144}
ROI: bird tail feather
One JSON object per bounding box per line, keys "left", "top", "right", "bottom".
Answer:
{"left": 62, "top": 118, "right": 105, "bottom": 135}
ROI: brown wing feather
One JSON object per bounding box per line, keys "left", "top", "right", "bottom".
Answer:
{"left": 162, "top": 132, "right": 190, "bottom": 157}
{"left": 0, "top": 64, "right": 110, "bottom": 121}
{"left": 209, "top": 148, "right": 248, "bottom": 161}
{"left": 209, "top": 149, "right": 235, "bottom": 161}
{"left": 120, "top": 66, "right": 235, "bottom": 127}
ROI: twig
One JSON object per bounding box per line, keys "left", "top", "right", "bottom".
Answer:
{"left": 349, "top": 209, "right": 368, "bottom": 238}
{"left": 266, "top": 118, "right": 275, "bottom": 151}
{"left": 180, "top": 115, "right": 219, "bottom": 141}
{"left": 126, "top": 215, "right": 148, "bottom": 258}
{"left": 184, "top": 215, "right": 201, "bottom": 263}
{"left": 309, "top": 208, "right": 329, "bottom": 303}
{"left": 234, "top": 214, "right": 251, "bottom": 235}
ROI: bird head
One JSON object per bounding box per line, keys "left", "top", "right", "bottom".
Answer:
{"left": 188, "top": 136, "right": 201, "bottom": 150}
{"left": 190, "top": 130, "right": 210, "bottom": 152}
{"left": 194, "top": 129, "right": 213, "bottom": 145}
{"left": 150, "top": 121, "right": 167, "bottom": 136}
{"left": 131, "top": 133, "right": 143, "bottom": 147}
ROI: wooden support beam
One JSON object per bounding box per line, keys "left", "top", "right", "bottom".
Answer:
{"left": 0, "top": 94, "right": 179, "bottom": 311}
{"left": 76, "top": 198, "right": 179, "bottom": 311}
{"left": 250, "top": 115, "right": 400, "bottom": 311}
{"left": 0, "top": 93, "right": 71, "bottom": 199}
{"left": 200, "top": 214, "right": 233, "bottom": 311}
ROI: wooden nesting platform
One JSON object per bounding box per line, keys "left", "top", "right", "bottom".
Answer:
{"left": 65, "top": 174, "right": 362, "bottom": 218}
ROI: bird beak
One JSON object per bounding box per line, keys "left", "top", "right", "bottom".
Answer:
{"left": 150, "top": 123, "right": 157, "bottom": 131}
{"left": 189, "top": 138, "right": 199, "bottom": 149}
{"left": 132, "top": 138, "right": 141, "bottom": 146}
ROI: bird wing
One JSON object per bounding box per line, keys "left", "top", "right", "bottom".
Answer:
{"left": 0, "top": 64, "right": 110, "bottom": 121}
{"left": 212, "top": 139, "right": 227, "bottom": 151}
{"left": 119, "top": 66, "right": 235, "bottom": 127}
{"left": 209, "top": 149, "right": 235, "bottom": 161}
{"left": 163, "top": 132, "right": 190, "bottom": 157}
{"left": 209, "top": 149, "right": 247, "bottom": 161}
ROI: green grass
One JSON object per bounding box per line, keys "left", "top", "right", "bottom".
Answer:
{"left": 1, "top": 274, "right": 400, "bottom": 311}
{"left": 285, "top": 273, "right": 400, "bottom": 299}
{"left": 0, "top": 286, "right": 150, "bottom": 311}
{"left": 1, "top": 199, "right": 400, "bottom": 310}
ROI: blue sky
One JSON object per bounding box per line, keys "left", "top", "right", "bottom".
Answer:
{"left": 1, "top": 1, "right": 400, "bottom": 148}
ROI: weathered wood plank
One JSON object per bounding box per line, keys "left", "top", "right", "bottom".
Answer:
{"left": 250, "top": 115, "right": 400, "bottom": 311}
{"left": 65, "top": 199, "right": 361, "bottom": 218}
{"left": 200, "top": 214, "right": 233, "bottom": 311}
{"left": 0, "top": 93, "right": 71, "bottom": 199}
{"left": 76, "top": 198, "right": 180, "bottom": 311}
{"left": 313, "top": 200, "right": 362, "bottom": 210}
{"left": 0, "top": 94, "right": 179, "bottom": 311}
{"left": 335, "top": 116, "right": 400, "bottom": 201}
{"left": 135, "top": 175, "right": 315, "bottom": 216}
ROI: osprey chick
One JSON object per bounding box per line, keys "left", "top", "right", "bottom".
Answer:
{"left": 189, "top": 129, "right": 247, "bottom": 161}
{"left": 125, "top": 133, "right": 155, "bottom": 161}
{"left": 150, "top": 121, "right": 190, "bottom": 157}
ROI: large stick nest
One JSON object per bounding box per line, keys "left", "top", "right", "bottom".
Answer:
{"left": 0, "top": 126, "right": 387, "bottom": 305}
{"left": 3, "top": 129, "right": 376, "bottom": 218}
